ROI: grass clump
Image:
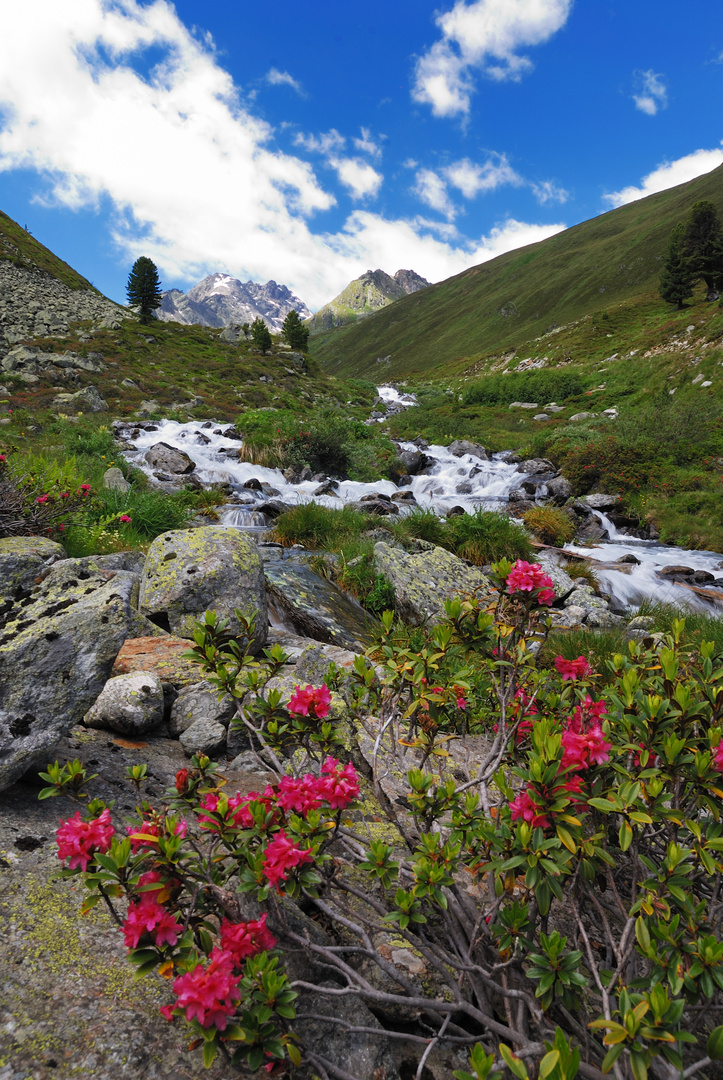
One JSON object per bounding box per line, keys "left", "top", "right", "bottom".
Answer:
{"left": 523, "top": 506, "right": 576, "bottom": 546}
{"left": 391, "top": 509, "right": 448, "bottom": 546}
{"left": 446, "top": 509, "right": 532, "bottom": 566}
{"left": 272, "top": 502, "right": 371, "bottom": 549}
{"left": 565, "top": 560, "right": 599, "bottom": 590}
{"left": 539, "top": 626, "right": 630, "bottom": 684}
{"left": 637, "top": 603, "right": 723, "bottom": 651}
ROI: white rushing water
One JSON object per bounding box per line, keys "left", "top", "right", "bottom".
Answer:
{"left": 119, "top": 389, "right": 723, "bottom": 615}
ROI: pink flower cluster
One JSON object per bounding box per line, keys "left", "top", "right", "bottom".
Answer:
{"left": 127, "top": 816, "right": 187, "bottom": 852}
{"left": 714, "top": 743, "right": 723, "bottom": 772}
{"left": 164, "top": 948, "right": 242, "bottom": 1029}
{"left": 123, "top": 871, "right": 183, "bottom": 949}
{"left": 287, "top": 683, "right": 332, "bottom": 718}
{"left": 506, "top": 560, "right": 556, "bottom": 606}
{"left": 278, "top": 757, "right": 360, "bottom": 814}
{"left": 262, "top": 830, "right": 314, "bottom": 887}
{"left": 555, "top": 655, "right": 592, "bottom": 681}
{"left": 219, "top": 913, "right": 277, "bottom": 964}
{"left": 56, "top": 807, "right": 115, "bottom": 871}
{"left": 509, "top": 681, "right": 611, "bottom": 831}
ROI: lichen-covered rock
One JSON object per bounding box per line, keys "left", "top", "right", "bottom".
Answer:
{"left": 373, "top": 540, "right": 494, "bottom": 625}
{"left": 103, "top": 466, "right": 131, "bottom": 493}
{"left": 169, "top": 680, "right": 236, "bottom": 737}
{"left": 51, "top": 384, "right": 108, "bottom": 413}
{"left": 179, "top": 718, "right": 227, "bottom": 757}
{"left": 264, "top": 558, "right": 378, "bottom": 651}
{"left": 517, "top": 458, "right": 556, "bottom": 476}
{"left": 0, "top": 535, "right": 66, "bottom": 599}
{"left": 84, "top": 671, "right": 164, "bottom": 735}
{"left": 139, "top": 527, "right": 267, "bottom": 648}
{"left": 546, "top": 475, "right": 573, "bottom": 502}
{"left": 144, "top": 442, "right": 195, "bottom": 475}
{"left": 0, "top": 563, "right": 142, "bottom": 790}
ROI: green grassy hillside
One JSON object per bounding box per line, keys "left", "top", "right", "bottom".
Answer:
{"left": 312, "top": 164, "right": 723, "bottom": 380}
{"left": 0, "top": 210, "right": 96, "bottom": 290}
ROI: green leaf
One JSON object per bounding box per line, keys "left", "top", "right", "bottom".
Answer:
{"left": 709, "top": 1027, "right": 723, "bottom": 1060}
{"left": 539, "top": 1050, "right": 560, "bottom": 1078}
{"left": 619, "top": 820, "right": 633, "bottom": 852}
{"left": 202, "top": 1040, "right": 218, "bottom": 1068}
{"left": 499, "top": 1044, "right": 529, "bottom": 1080}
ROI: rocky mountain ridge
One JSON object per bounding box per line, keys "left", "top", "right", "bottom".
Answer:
{"left": 306, "top": 268, "right": 430, "bottom": 333}
{"left": 159, "top": 273, "right": 312, "bottom": 333}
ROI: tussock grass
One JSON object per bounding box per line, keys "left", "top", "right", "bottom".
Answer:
{"left": 523, "top": 507, "right": 577, "bottom": 546}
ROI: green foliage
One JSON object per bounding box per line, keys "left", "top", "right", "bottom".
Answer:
{"left": 126, "top": 256, "right": 162, "bottom": 322}
{"left": 392, "top": 508, "right": 448, "bottom": 546}
{"left": 280, "top": 308, "right": 310, "bottom": 352}
{"left": 681, "top": 200, "right": 723, "bottom": 293}
{"left": 523, "top": 507, "right": 577, "bottom": 546}
{"left": 272, "top": 502, "right": 371, "bottom": 549}
{"left": 445, "top": 508, "right": 533, "bottom": 565}
{"left": 250, "top": 317, "right": 272, "bottom": 353}
{"left": 462, "top": 370, "right": 586, "bottom": 408}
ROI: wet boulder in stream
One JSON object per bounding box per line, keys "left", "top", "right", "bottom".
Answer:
{"left": 264, "top": 557, "right": 379, "bottom": 651}
{"left": 144, "top": 441, "right": 196, "bottom": 475}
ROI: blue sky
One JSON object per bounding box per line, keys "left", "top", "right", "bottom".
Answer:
{"left": 0, "top": 0, "right": 722, "bottom": 309}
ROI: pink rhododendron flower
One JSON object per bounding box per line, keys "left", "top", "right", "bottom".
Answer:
{"left": 119, "top": 514, "right": 131, "bottom": 523}
{"left": 287, "top": 683, "right": 332, "bottom": 718}
{"left": 80, "top": 484, "right": 91, "bottom": 494}
{"left": 715, "top": 743, "right": 723, "bottom": 772}
{"left": 277, "top": 774, "right": 323, "bottom": 815}
{"left": 123, "top": 893, "right": 182, "bottom": 949}
{"left": 318, "top": 757, "right": 360, "bottom": 809}
{"left": 127, "top": 817, "right": 187, "bottom": 853}
{"left": 509, "top": 789, "right": 550, "bottom": 829}
{"left": 506, "top": 561, "right": 556, "bottom": 605}
{"left": 219, "top": 914, "right": 277, "bottom": 965}
{"left": 35, "top": 494, "right": 49, "bottom": 504}
{"left": 56, "top": 807, "right": 115, "bottom": 871}
{"left": 555, "top": 655, "right": 592, "bottom": 681}
{"left": 172, "top": 948, "right": 241, "bottom": 1030}
{"left": 262, "top": 830, "right": 313, "bottom": 887}
{"left": 175, "top": 768, "right": 189, "bottom": 794}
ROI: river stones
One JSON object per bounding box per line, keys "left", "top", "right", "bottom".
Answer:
{"left": 0, "top": 562, "right": 142, "bottom": 790}
{"left": 139, "top": 527, "right": 267, "bottom": 649}
{"left": 373, "top": 540, "right": 494, "bottom": 625}
{"left": 264, "top": 558, "right": 378, "bottom": 651}
{"left": 84, "top": 671, "right": 165, "bottom": 735}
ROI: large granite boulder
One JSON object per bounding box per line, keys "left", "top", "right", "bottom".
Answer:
{"left": 169, "top": 680, "right": 236, "bottom": 737}
{"left": 0, "top": 535, "right": 66, "bottom": 599}
{"left": 84, "top": 671, "right": 165, "bottom": 736}
{"left": 447, "top": 439, "right": 488, "bottom": 461}
{"left": 51, "top": 385, "right": 108, "bottom": 413}
{"left": 144, "top": 442, "right": 195, "bottom": 475}
{"left": 264, "top": 558, "right": 378, "bottom": 651}
{"left": 0, "top": 561, "right": 142, "bottom": 790}
{"left": 139, "top": 527, "right": 267, "bottom": 649}
{"left": 373, "top": 540, "right": 495, "bottom": 625}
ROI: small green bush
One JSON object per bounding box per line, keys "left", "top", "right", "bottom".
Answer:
{"left": 462, "top": 370, "right": 587, "bottom": 408}
{"left": 272, "top": 502, "right": 370, "bottom": 549}
{"left": 392, "top": 509, "right": 448, "bottom": 547}
{"left": 446, "top": 509, "right": 532, "bottom": 565}
{"left": 523, "top": 506, "right": 576, "bottom": 546}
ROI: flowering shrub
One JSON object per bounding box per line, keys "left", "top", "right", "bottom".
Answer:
{"left": 0, "top": 452, "right": 95, "bottom": 538}
{"left": 43, "top": 568, "right": 723, "bottom": 1079}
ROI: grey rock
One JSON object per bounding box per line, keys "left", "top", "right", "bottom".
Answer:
{"left": 373, "top": 541, "right": 494, "bottom": 626}
{"left": 144, "top": 442, "right": 195, "bottom": 475}
{"left": 51, "top": 384, "right": 108, "bottom": 413}
{"left": 0, "top": 564, "right": 141, "bottom": 790}
{"left": 264, "top": 560, "right": 378, "bottom": 651}
{"left": 179, "top": 718, "right": 227, "bottom": 757}
{"left": 447, "top": 439, "right": 488, "bottom": 461}
{"left": 84, "top": 671, "right": 164, "bottom": 735}
{"left": 533, "top": 413, "right": 550, "bottom": 421}
{"left": 584, "top": 493, "right": 621, "bottom": 511}
{"left": 397, "top": 449, "right": 428, "bottom": 474}
{"left": 546, "top": 475, "right": 573, "bottom": 502}
{"left": 509, "top": 402, "right": 539, "bottom": 409}
{"left": 628, "top": 615, "right": 655, "bottom": 630}
{"left": 169, "top": 680, "right": 236, "bottom": 737}
{"left": 139, "top": 527, "right": 267, "bottom": 649}
{"left": 102, "top": 466, "right": 131, "bottom": 493}
{"left": 518, "top": 458, "right": 556, "bottom": 476}
{"left": 569, "top": 412, "right": 597, "bottom": 422}
{"left": 0, "top": 535, "right": 66, "bottom": 599}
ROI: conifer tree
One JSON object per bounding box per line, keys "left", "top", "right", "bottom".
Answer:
{"left": 126, "top": 257, "right": 162, "bottom": 322}
{"left": 659, "top": 223, "right": 695, "bottom": 309}
{"left": 250, "top": 317, "right": 272, "bottom": 353}
{"left": 682, "top": 200, "right": 723, "bottom": 296}
{"left": 280, "top": 308, "right": 310, "bottom": 352}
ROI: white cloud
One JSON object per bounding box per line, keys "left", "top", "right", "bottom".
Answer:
{"left": 445, "top": 155, "right": 522, "bottom": 197}
{"left": 293, "top": 128, "right": 346, "bottom": 155}
{"left": 0, "top": 0, "right": 565, "bottom": 308}
{"left": 413, "top": 0, "right": 573, "bottom": 117}
{"left": 531, "top": 179, "right": 569, "bottom": 204}
{"left": 632, "top": 69, "right": 667, "bottom": 116}
{"left": 265, "top": 68, "right": 305, "bottom": 96}
{"left": 413, "top": 168, "right": 458, "bottom": 219}
{"left": 603, "top": 144, "right": 723, "bottom": 208}
{"left": 329, "top": 157, "right": 383, "bottom": 200}
{"left": 353, "top": 126, "right": 382, "bottom": 159}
